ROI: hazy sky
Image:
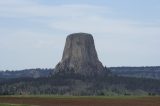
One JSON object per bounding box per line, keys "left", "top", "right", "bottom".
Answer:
{"left": 0, "top": 0, "right": 160, "bottom": 70}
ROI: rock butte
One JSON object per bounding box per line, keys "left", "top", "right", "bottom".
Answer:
{"left": 54, "top": 33, "right": 104, "bottom": 76}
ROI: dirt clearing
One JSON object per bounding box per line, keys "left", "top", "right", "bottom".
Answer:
{"left": 0, "top": 96, "right": 160, "bottom": 106}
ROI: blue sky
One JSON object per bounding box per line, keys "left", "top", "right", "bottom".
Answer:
{"left": 0, "top": 0, "right": 160, "bottom": 70}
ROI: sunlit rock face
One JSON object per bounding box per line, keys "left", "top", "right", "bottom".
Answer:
{"left": 54, "top": 33, "right": 104, "bottom": 76}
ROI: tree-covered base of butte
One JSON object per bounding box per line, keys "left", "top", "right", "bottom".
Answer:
{"left": 0, "top": 70, "right": 160, "bottom": 96}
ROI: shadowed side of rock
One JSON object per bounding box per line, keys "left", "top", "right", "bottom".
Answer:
{"left": 54, "top": 33, "right": 105, "bottom": 76}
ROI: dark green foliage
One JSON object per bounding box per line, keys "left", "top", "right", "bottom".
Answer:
{"left": 0, "top": 69, "right": 160, "bottom": 96}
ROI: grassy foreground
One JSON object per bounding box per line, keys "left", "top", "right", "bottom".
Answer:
{"left": 0, "top": 96, "right": 160, "bottom": 106}
{"left": 0, "top": 104, "right": 32, "bottom": 106}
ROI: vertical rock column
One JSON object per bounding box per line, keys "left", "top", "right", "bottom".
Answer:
{"left": 54, "top": 33, "right": 104, "bottom": 76}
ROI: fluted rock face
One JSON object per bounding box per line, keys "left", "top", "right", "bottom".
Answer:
{"left": 54, "top": 33, "right": 104, "bottom": 75}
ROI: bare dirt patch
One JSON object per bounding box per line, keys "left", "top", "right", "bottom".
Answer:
{"left": 0, "top": 96, "right": 160, "bottom": 106}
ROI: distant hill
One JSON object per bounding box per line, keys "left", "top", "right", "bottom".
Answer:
{"left": 110, "top": 66, "right": 160, "bottom": 79}
{"left": 0, "top": 66, "right": 160, "bottom": 79}
{"left": 0, "top": 68, "right": 52, "bottom": 78}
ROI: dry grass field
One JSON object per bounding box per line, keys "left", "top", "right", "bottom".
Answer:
{"left": 0, "top": 96, "right": 160, "bottom": 106}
